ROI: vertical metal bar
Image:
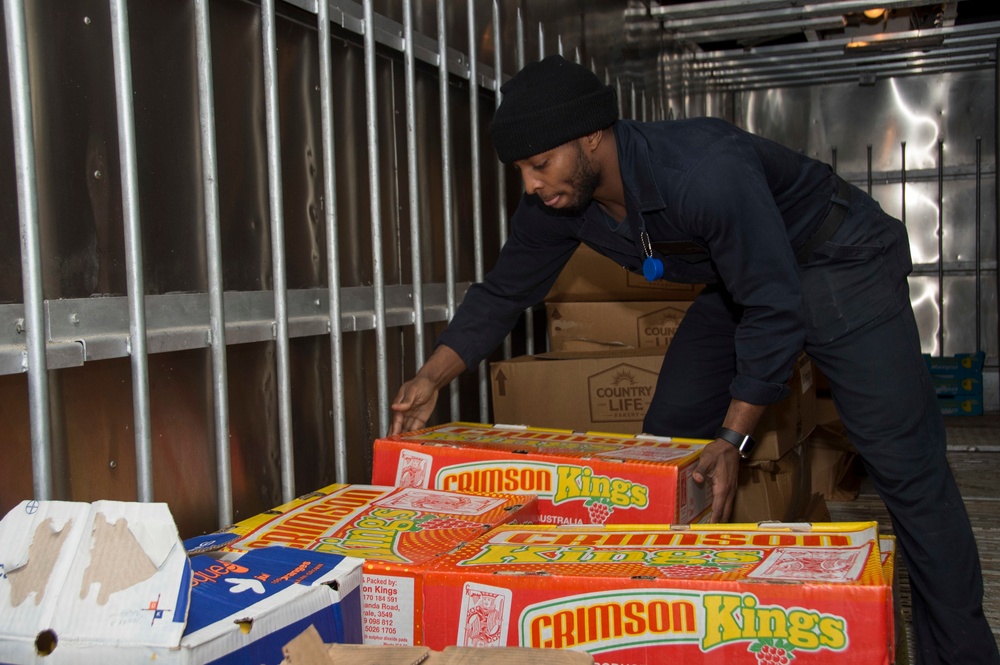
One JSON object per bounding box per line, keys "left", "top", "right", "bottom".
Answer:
{"left": 574, "top": 46, "right": 581, "bottom": 64}
{"left": 538, "top": 22, "right": 545, "bottom": 59}
{"left": 866, "top": 144, "right": 873, "bottom": 195}
{"left": 467, "top": 0, "right": 488, "bottom": 423}
{"left": 557, "top": 34, "right": 563, "bottom": 57}
{"left": 831, "top": 147, "right": 837, "bottom": 173}
{"left": 403, "top": 0, "right": 426, "bottom": 368}
{"left": 260, "top": 0, "right": 295, "bottom": 502}
{"left": 5, "top": 0, "right": 52, "bottom": 499}
{"left": 109, "top": 0, "right": 153, "bottom": 501}
{"left": 975, "top": 136, "right": 982, "bottom": 353}
{"left": 436, "top": 0, "right": 460, "bottom": 420}
{"left": 937, "top": 139, "right": 944, "bottom": 356}
{"left": 630, "top": 83, "right": 637, "bottom": 120}
{"left": 318, "top": 0, "right": 348, "bottom": 481}
{"left": 994, "top": 41, "right": 999, "bottom": 374}
{"left": 193, "top": 0, "right": 232, "bottom": 525}
{"left": 616, "top": 77, "right": 623, "bottom": 118}
{"left": 901, "top": 141, "right": 907, "bottom": 226}
{"left": 493, "top": 1, "right": 511, "bottom": 362}
{"left": 517, "top": 9, "right": 535, "bottom": 357}
{"left": 362, "top": 0, "right": 390, "bottom": 436}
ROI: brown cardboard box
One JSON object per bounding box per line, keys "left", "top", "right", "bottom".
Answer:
{"left": 731, "top": 446, "right": 807, "bottom": 523}
{"left": 490, "top": 349, "right": 816, "bottom": 460}
{"left": 806, "top": 420, "right": 862, "bottom": 501}
{"left": 546, "top": 244, "right": 704, "bottom": 302}
{"left": 545, "top": 301, "right": 693, "bottom": 352}
{"left": 282, "top": 626, "right": 594, "bottom": 665}
{"left": 491, "top": 349, "right": 663, "bottom": 433}
{"left": 751, "top": 352, "right": 817, "bottom": 461}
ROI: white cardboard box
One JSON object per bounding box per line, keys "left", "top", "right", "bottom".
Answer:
{"left": 0, "top": 500, "right": 363, "bottom": 664}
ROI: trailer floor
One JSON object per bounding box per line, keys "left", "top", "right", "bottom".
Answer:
{"left": 827, "top": 414, "right": 1000, "bottom": 662}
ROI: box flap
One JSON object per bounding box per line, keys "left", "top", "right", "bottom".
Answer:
{"left": 0, "top": 500, "right": 190, "bottom": 652}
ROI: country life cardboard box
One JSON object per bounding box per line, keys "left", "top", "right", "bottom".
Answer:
{"left": 183, "top": 484, "right": 538, "bottom": 649}
{"left": 546, "top": 301, "right": 693, "bottom": 352}
{"left": 418, "top": 521, "right": 893, "bottom": 664}
{"left": 547, "top": 244, "right": 704, "bottom": 302}
{"left": 371, "top": 423, "right": 711, "bottom": 527}
{"left": 0, "top": 500, "right": 363, "bottom": 665}
{"left": 490, "top": 349, "right": 816, "bottom": 462}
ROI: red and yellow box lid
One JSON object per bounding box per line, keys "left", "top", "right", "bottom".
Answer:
{"left": 185, "top": 483, "right": 538, "bottom": 566}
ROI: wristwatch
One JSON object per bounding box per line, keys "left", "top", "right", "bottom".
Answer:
{"left": 716, "top": 426, "right": 756, "bottom": 460}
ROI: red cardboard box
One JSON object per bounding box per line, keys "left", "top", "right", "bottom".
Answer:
{"left": 183, "top": 484, "right": 538, "bottom": 648}
{"left": 372, "top": 423, "right": 711, "bottom": 526}
{"left": 419, "top": 521, "right": 893, "bottom": 664}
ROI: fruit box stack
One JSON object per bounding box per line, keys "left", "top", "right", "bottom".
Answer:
{"left": 371, "top": 422, "right": 711, "bottom": 527}
{"left": 183, "top": 484, "right": 538, "bottom": 648}
{"left": 418, "top": 521, "right": 895, "bottom": 664}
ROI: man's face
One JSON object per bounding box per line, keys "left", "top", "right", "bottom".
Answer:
{"left": 514, "top": 139, "right": 600, "bottom": 215}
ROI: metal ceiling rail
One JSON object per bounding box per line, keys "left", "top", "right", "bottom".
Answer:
{"left": 688, "top": 28, "right": 1000, "bottom": 70}
{"left": 666, "top": 16, "right": 846, "bottom": 43}
{"left": 677, "top": 59, "right": 989, "bottom": 91}
{"left": 651, "top": 0, "right": 932, "bottom": 32}
{"left": 691, "top": 44, "right": 994, "bottom": 80}
{"left": 689, "top": 19, "right": 1000, "bottom": 63}
{"left": 631, "top": 0, "right": 944, "bottom": 22}
{"left": 667, "top": 19, "right": 1000, "bottom": 90}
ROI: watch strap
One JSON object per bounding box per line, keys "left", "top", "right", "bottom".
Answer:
{"left": 715, "top": 426, "right": 755, "bottom": 459}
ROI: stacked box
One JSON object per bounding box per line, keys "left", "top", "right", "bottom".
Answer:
{"left": 924, "top": 351, "right": 985, "bottom": 416}
{"left": 546, "top": 244, "right": 704, "bottom": 302}
{"left": 372, "top": 423, "right": 710, "bottom": 526}
{"left": 183, "top": 484, "right": 538, "bottom": 648}
{"left": 489, "top": 351, "right": 816, "bottom": 463}
{"left": 419, "top": 521, "right": 894, "bottom": 664}
{"left": 546, "top": 301, "right": 693, "bottom": 352}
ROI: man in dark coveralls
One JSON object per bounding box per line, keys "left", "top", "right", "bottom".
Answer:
{"left": 388, "top": 54, "right": 999, "bottom": 664}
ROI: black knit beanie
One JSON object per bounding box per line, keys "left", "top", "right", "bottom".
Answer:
{"left": 489, "top": 55, "right": 618, "bottom": 164}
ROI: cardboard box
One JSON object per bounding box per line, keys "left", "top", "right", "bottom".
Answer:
{"left": 372, "top": 423, "right": 710, "bottom": 527}
{"left": 924, "top": 351, "right": 985, "bottom": 376}
{"left": 932, "top": 375, "right": 983, "bottom": 397}
{"left": 731, "top": 447, "right": 807, "bottom": 523}
{"left": 0, "top": 500, "right": 363, "bottom": 664}
{"left": 491, "top": 349, "right": 665, "bottom": 434}
{"left": 752, "top": 352, "right": 817, "bottom": 461}
{"left": 418, "top": 521, "right": 893, "bottom": 663}
{"left": 490, "top": 349, "right": 815, "bottom": 463}
{"left": 805, "top": 423, "right": 862, "bottom": 502}
{"left": 183, "top": 484, "right": 538, "bottom": 648}
{"left": 281, "top": 625, "right": 595, "bottom": 664}
{"left": 547, "top": 245, "right": 704, "bottom": 302}
{"left": 546, "top": 301, "right": 693, "bottom": 352}
{"left": 936, "top": 396, "right": 984, "bottom": 416}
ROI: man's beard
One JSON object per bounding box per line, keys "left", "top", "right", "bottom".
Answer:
{"left": 560, "top": 143, "right": 601, "bottom": 215}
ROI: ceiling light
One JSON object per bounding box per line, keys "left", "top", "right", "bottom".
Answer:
{"left": 863, "top": 8, "right": 886, "bottom": 20}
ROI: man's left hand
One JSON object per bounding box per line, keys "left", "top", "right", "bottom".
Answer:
{"left": 691, "top": 439, "right": 741, "bottom": 523}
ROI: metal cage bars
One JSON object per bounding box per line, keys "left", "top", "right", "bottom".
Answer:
{"left": 2, "top": 0, "right": 626, "bottom": 528}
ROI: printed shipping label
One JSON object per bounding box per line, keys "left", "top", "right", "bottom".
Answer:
{"left": 361, "top": 573, "right": 414, "bottom": 646}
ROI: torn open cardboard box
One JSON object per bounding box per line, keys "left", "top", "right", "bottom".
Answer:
{"left": 0, "top": 500, "right": 363, "bottom": 664}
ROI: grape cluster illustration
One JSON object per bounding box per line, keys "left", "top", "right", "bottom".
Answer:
{"left": 749, "top": 639, "right": 795, "bottom": 664}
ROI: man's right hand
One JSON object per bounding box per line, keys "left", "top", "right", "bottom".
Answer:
{"left": 388, "top": 344, "right": 467, "bottom": 436}
{"left": 390, "top": 377, "right": 440, "bottom": 435}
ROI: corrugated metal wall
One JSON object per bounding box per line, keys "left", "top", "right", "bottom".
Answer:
{"left": 0, "top": 0, "right": 995, "bottom": 539}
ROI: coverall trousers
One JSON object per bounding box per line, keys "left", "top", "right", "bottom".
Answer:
{"left": 642, "top": 188, "right": 999, "bottom": 664}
